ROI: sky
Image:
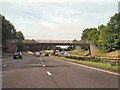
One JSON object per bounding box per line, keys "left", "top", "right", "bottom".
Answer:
{"left": 0, "top": 0, "right": 119, "bottom": 40}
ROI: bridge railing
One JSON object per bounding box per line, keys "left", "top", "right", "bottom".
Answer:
{"left": 7, "top": 39, "right": 93, "bottom": 44}
{"left": 36, "top": 40, "right": 92, "bottom": 44}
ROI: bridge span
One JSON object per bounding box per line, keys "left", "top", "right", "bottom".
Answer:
{"left": 21, "top": 40, "right": 92, "bottom": 46}
{"left": 6, "top": 39, "right": 97, "bottom": 56}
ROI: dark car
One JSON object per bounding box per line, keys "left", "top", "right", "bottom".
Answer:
{"left": 13, "top": 52, "right": 23, "bottom": 59}
{"left": 45, "top": 53, "right": 49, "bottom": 56}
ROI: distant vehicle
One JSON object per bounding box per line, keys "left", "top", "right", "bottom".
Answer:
{"left": 13, "top": 52, "right": 23, "bottom": 59}
{"left": 45, "top": 52, "right": 49, "bottom": 56}
{"left": 55, "top": 50, "right": 60, "bottom": 56}
{"left": 35, "top": 52, "right": 41, "bottom": 57}
{"left": 33, "top": 53, "right": 35, "bottom": 56}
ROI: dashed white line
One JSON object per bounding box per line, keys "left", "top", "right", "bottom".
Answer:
{"left": 42, "top": 62, "right": 43, "bottom": 63}
{"left": 3, "top": 65, "right": 7, "bottom": 67}
{"left": 43, "top": 65, "right": 45, "bottom": 67}
{"left": 47, "top": 71, "right": 52, "bottom": 76}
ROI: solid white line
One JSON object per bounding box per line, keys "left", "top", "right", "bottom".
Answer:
{"left": 43, "top": 65, "right": 45, "bottom": 67}
{"left": 47, "top": 71, "right": 52, "bottom": 76}
{"left": 66, "top": 61, "right": 120, "bottom": 76}
{"left": 3, "top": 65, "right": 7, "bottom": 67}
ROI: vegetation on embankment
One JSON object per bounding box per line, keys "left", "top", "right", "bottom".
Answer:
{"left": 68, "top": 50, "right": 90, "bottom": 56}
{"left": 68, "top": 50, "right": 120, "bottom": 58}
{"left": 80, "top": 12, "right": 120, "bottom": 52}
{"left": 94, "top": 50, "right": 120, "bottom": 58}
{"left": 52, "top": 56, "right": 119, "bottom": 72}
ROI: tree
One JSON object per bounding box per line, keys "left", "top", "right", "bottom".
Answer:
{"left": 2, "top": 14, "right": 16, "bottom": 50}
{"left": 102, "top": 13, "right": 120, "bottom": 52}
{"left": 67, "top": 46, "right": 75, "bottom": 51}
{"left": 15, "top": 31, "right": 24, "bottom": 40}
{"left": 97, "top": 24, "right": 108, "bottom": 50}
{"left": 81, "top": 28, "right": 99, "bottom": 45}
{"left": 80, "top": 13, "right": 120, "bottom": 52}
{"left": 1, "top": 14, "right": 25, "bottom": 51}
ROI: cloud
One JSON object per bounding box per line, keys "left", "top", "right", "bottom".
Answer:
{"left": 1, "top": 2, "right": 118, "bottom": 40}
{"left": 0, "top": 0, "right": 119, "bottom": 2}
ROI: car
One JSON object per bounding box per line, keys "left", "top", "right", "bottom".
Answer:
{"left": 45, "top": 53, "right": 49, "bottom": 56}
{"left": 13, "top": 52, "right": 23, "bottom": 59}
{"left": 35, "top": 52, "right": 41, "bottom": 57}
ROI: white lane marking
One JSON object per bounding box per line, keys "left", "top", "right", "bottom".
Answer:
{"left": 43, "top": 65, "right": 45, "bottom": 67}
{"left": 3, "top": 65, "right": 7, "bottom": 67}
{"left": 13, "top": 62, "right": 15, "bottom": 63}
{"left": 66, "top": 61, "right": 120, "bottom": 76}
{"left": 42, "top": 62, "right": 43, "bottom": 63}
{"left": 47, "top": 71, "right": 52, "bottom": 76}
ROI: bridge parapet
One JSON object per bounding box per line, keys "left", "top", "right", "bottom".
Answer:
{"left": 34, "top": 40, "right": 92, "bottom": 44}
{"left": 6, "top": 39, "right": 22, "bottom": 43}
{"left": 6, "top": 39, "right": 92, "bottom": 44}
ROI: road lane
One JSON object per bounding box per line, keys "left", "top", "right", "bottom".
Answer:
{"left": 2, "top": 55, "right": 58, "bottom": 88}
{"left": 41, "top": 56, "right": 118, "bottom": 88}
{"left": 2, "top": 55, "right": 118, "bottom": 88}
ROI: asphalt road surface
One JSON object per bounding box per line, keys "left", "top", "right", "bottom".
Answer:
{"left": 2, "top": 55, "right": 119, "bottom": 88}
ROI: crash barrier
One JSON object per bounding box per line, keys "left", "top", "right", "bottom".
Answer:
{"left": 56, "top": 54, "right": 120, "bottom": 66}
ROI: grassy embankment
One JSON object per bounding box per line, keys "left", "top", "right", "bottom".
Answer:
{"left": 68, "top": 50, "right": 120, "bottom": 58}
{"left": 52, "top": 55, "right": 119, "bottom": 72}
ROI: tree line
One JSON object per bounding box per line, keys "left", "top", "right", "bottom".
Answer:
{"left": 81, "top": 12, "right": 120, "bottom": 52}
{"left": 1, "top": 14, "right": 25, "bottom": 51}
{"left": 2, "top": 12, "right": 120, "bottom": 52}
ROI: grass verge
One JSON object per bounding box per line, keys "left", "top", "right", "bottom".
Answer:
{"left": 52, "top": 56, "right": 119, "bottom": 72}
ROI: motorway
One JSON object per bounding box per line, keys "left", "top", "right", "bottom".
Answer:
{"left": 2, "top": 55, "right": 119, "bottom": 88}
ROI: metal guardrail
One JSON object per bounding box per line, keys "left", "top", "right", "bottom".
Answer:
{"left": 60, "top": 54, "right": 120, "bottom": 62}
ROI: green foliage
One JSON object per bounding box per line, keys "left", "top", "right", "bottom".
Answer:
{"left": 81, "top": 28, "right": 99, "bottom": 45}
{"left": 103, "top": 13, "right": 120, "bottom": 52}
{"left": 1, "top": 14, "right": 16, "bottom": 50}
{"left": 53, "top": 56, "right": 119, "bottom": 71}
{"left": 15, "top": 31, "right": 25, "bottom": 40}
{"left": 81, "top": 12, "right": 120, "bottom": 52}
{"left": 67, "top": 46, "right": 75, "bottom": 51}
{"left": 52, "top": 46, "right": 62, "bottom": 51}
{"left": 1, "top": 14, "right": 25, "bottom": 51}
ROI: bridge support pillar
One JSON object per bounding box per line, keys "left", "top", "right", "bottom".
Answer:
{"left": 5, "top": 40, "right": 18, "bottom": 53}
{"left": 89, "top": 44, "right": 97, "bottom": 56}
{"left": 6, "top": 43, "right": 17, "bottom": 53}
{"left": 75, "top": 46, "right": 81, "bottom": 51}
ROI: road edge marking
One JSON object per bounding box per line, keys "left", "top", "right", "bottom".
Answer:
{"left": 66, "top": 61, "right": 120, "bottom": 76}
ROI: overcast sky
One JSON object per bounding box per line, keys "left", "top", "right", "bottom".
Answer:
{"left": 1, "top": 0, "right": 119, "bottom": 40}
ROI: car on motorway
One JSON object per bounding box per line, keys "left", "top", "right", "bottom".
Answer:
{"left": 35, "top": 52, "right": 41, "bottom": 57}
{"left": 44, "top": 52, "right": 50, "bottom": 56}
{"left": 13, "top": 52, "right": 23, "bottom": 59}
